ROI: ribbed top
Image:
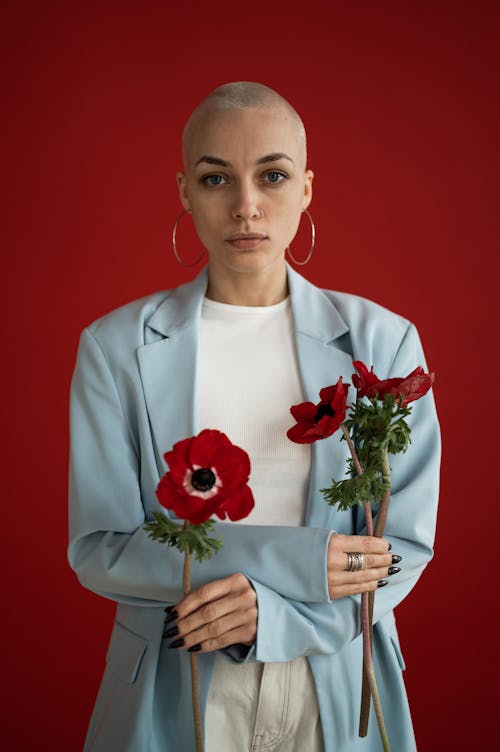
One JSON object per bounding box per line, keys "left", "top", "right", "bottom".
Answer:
{"left": 198, "top": 296, "right": 311, "bottom": 526}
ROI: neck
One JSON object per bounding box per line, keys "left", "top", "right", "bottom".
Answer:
{"left": 205, "top": 260, "right": 288, "bottom": 306}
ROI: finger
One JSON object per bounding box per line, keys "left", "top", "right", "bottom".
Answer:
{"left": 329, "top": 549, "right": 393, "bottom": 576}
{"left": 328, "top": 560, "right": 402, "bottom": 599}
{"left": 362, "top": 553, "right": 394, "bottom": 569}
{"left": 330, "top": 564, "right": 391, "bottom": 588}
{"left": 330, "top": 580, "right": 381, "bottom": 600}
{"left": 191, "top": 620, "right": 257, "bottom": 654}
{"left": 178, "top": 608, "right": 250, "bottom": 648}
{"left": 176, "top": 591, "right": 255, "bottom": 638}
{"left": 174, "top": 573, "right": 248, "bottom": 619}
{"left": 330, "top": 533, "right": 391, "bottom": 554}
{"left": 348, "top": 552, "right": 394, "bottom": 570}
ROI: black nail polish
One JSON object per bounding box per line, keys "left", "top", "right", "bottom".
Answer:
{"left": 388, "top": 566, "right": 401, "bottom": 576}
{"left": 377, "top": 580, "right": 388, "bottom": 587}
{"left": 391, "top": 555, "right": 402, "bottom": 564}
{"left": 164, "top": 605, "right": 175, "bottom": 614}
{"left": 167, "top": 638, "right": 185, "bottom": 649}
{"left": 163, "top": 625, "right": 179, "bottom": 639}
{"left": 164, "top": 610, "right": 178, "bottom": 625}
{"left": 188, "top": 643, "right": 202, "bottom": 653}
{"left": 387, "top": 543, "right": 392, "bottom": 551}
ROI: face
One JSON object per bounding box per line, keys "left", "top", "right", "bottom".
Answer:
{"left": 177, "top": 106, "right": 313, "bottom": 277}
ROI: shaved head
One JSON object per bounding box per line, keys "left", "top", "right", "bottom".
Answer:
{"left": 182, "top": 81, "right": 307, "bottom": 168}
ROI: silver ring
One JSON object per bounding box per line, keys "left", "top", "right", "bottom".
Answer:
{"left": 345, "top": 552, "right": 364, "bottom": 572}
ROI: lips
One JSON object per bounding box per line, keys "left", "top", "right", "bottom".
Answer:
{"left": 225, "top": 233, "right": 268, "bottom": 251}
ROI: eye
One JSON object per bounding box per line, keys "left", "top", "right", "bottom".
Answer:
{"left": 202, "top": 174, "right": 226, "bottom": 187}
{"left": 264, "top": 171, "right": 287, "bottom": 184}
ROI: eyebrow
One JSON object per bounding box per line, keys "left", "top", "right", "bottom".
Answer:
{"left": 194, "top": 152, "right": 294, "bottom": 168}
{"left": 257, "top": 153, "right": 294, "bottom": 165}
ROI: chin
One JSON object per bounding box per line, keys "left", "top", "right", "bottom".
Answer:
{"left": 211, "top": 247, "right": 286, "bottom": 273}
{"left": 232, "top": 255, "right": 285, "bottom": 275}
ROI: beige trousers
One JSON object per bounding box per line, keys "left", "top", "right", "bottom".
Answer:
{"left": 205, "top": 655, "right": 324, "bottom": 751}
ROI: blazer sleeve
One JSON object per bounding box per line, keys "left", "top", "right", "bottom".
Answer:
{"left": 240, "top": 322, "right": 441, "bottom": 663}
{"left": 68, "top": 327, "right": 333, "bottom": 608}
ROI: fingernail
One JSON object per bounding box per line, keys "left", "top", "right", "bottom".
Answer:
{"left": 387, "top": 543, "right": 392, "bottom": 551}
{"left": 167, "top": 638, "right": 185, "bottom": 649}
{"left": 164, "top": 605, "right": 175, "bottom": 614}
{"left": 377, "top": 580, "right": 388, "bottom": 587}
{"left": 187, "top": 643, "right": 202, "bottom": 653}
{"left": 164, "top": 610, "right": 178, "bottom": 624}
{"left": 391, "top": 555, "right": 402, "bottom": 564}
{"left": 163, "top": 626, "right": 179, "bottom": 639}
{"left": 388, "top": 566, "right": 401, "bottom": 576}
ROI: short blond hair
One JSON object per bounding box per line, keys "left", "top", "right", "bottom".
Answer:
{"left": 182, "top": 81, "right": 307, "bottom": 166}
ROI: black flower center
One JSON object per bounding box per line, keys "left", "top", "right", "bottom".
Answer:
{"left": 191, "top": 467, "right": 216, "bottom": 492}
{"left": 314, "top": 403, "right": 336, "bottom": 423}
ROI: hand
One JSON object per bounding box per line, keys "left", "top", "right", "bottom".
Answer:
{"left": 163, "top": 573, "right": 257, "bottom": 654}
{"left": 327, "top": 533, "right": 398, "bottom": 600}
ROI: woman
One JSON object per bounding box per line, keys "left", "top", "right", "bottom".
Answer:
{"left": 68, "top": 82, "right": 440, "bottom": 751}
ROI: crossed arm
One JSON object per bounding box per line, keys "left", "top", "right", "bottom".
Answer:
{"left": 163, "top": 534, "right": 395, "bottom": 654}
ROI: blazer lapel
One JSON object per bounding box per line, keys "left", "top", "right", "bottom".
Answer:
{"left": 288, "top": 266, "right": 357, "bottom": 533}
{"left": 137, "top": 269, "right": 208, "bottom": 473}
{"left": 137, "top": 264, "right": 358, "bottom": 534}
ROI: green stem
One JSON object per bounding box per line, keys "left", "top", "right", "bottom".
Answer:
{"left": 341, "top": 424, "right": 363, "bottom": 477}
{"left": 183, "top": 522, "right": 203, "bottom": 752}
{"left": 341, "top": 425, "right": 376, "bottom": 737}
{"left": 342, "top": 425, "right": 392, "bottom": 744}
{"left": 359, "top": 591, "right": 372, "bottom": 737}
{"left": 361, "top": 590, "right": 391, "bottom": 751}
{"left": 360, "top": 448, "right": 391, "bottom": 740}
{"left": 373, "top": 450, "right": 391, "bottom": 539}
{"left": 359, "top": 495, "right": 374, "bottom": 735}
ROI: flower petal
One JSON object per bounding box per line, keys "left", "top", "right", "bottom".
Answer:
{"left": 352, "top": 361, "right": 380, "bottom": 395}
{"left": 290, "top": 401, "right": 317, "bottom": 422}
{"left": 189, "top": 429, "right": 225, "bottom": 468}
{"left": 392, "top": 372, "right": 435, "bottom": 405}
{"left": 219, "top": 485, "right": 255, "bottom": 522}
{"left": 287, "top": 422, "right": 324, "bottom": 444}
{"left": 319, "top": 379, "right": 346, "bottom": 404}
{"left": 171, "top": 494, "right": 214, "bottom": 525}
{"left": 163, "top": 437, "right": 193, "bottom": 482}
{"left": 156, "top": 473, "right": 187, "bottom": 510}
{"left": 365, "top": 377, "right": 404, "bottom": 399}
{"left": 213, "top": 444, "right": 251, "bottom": 490}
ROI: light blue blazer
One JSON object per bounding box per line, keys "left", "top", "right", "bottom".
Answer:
{"left": 68, "top": 265, "right": 440, "bottom": 751}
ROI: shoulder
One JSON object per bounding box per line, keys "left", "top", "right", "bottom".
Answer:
{"left": 82, "top": 269, "right": 208, "bottom": 353}
{"left": 73, "top": 291, "right": 174, "bottom": 377}
{"left": 320, "top": 287, "right": 411, "bottom": 340}
{"left": 288, "top": 266, "right": 412, "bottom": 345}
{"left": 317, "top": 286, "right": 422, "bottom": 374}
{"left": 85, "top": 290, "right": 171, "bottom": 346}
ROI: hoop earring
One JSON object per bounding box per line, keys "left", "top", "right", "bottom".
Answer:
{"left": 286, "top": 209, "right": 315, "bottom": 266}
{"left": 172, "top": 210, "right": 206, "bottom": 267}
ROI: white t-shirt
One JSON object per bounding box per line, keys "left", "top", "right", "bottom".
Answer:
{"left": 198, "top": 296, "right": 310, "bottom": 526}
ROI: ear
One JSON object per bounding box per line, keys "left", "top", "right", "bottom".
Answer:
{"left": 176, "top": 171, "right": 191, "bottom": 211}
{"left": 302, "top": 169, "right": 314, "bottom": 210}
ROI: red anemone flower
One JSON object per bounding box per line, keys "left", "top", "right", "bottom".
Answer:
{"left": 287, "top": 377, "right": 349, "bottom": 445}
{"left": 352, "top": 361, "right": 435, "bottom": 406}
{"left": 156, "top": 429, "right": 254, "bottom": 525}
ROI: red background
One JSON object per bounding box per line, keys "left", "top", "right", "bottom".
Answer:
{"left": 3, "top": 2, "right": 499, "bottom": 750}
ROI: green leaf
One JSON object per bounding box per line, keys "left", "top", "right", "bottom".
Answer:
{"left": 321, "top": 467, "right": 390, "bottom": 511}
{"left": 144, "top": 513, "right": 223, "bottom": 563}
{"left": 321, "top": 396, "right": 414, "bottom": 512}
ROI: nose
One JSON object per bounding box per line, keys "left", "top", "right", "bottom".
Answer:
{"left": 231, "top": 180, "right": 262, "bottom": 221}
